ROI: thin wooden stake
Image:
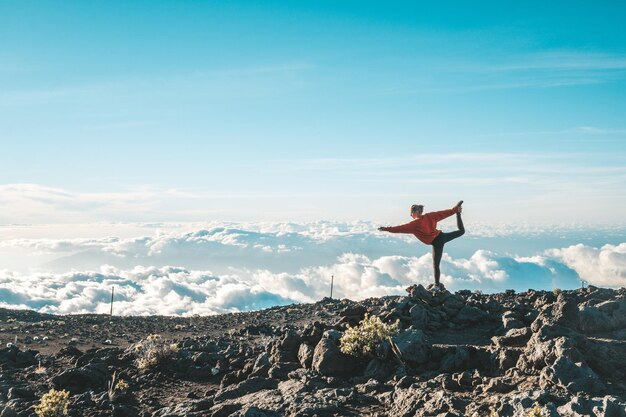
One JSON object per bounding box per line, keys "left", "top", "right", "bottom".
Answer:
{"left": 330, "top": 275, "right": 334, "bottom": 299}
{"left": 110, "top": 286, "right": 114, "bottom": 316}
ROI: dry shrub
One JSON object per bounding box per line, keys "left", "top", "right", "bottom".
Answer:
{"left": 340, "top": 314, "right": 399, "bottom": 357}
{"left": 34, "top": 389, "right": 69, "bottom": 417}
{"left": 133, "top": 334, "right": 177, "bottom": 370}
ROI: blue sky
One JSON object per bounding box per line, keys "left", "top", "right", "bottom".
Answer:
{"left": 1, "top": 2, "right": 626, "bottom": 313}
{"left": 1, "top": 1, "right": 626, "bottom": 224}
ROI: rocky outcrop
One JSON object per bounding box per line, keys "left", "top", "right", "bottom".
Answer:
{"left": 0, "top": 285, "right": 624, "bottom": 416}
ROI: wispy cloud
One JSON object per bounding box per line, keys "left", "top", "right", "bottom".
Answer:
{"left": 0, "top": 184, "right": 169, "bottom": 223}
{"left": 471, "top": 51, "right": 626, "bottom": 72}
{"left": 487, "top": 126, "right": 626, "bottom": 138}
{"left": 2, "top": 145, "right": 626, "bottom": 225}
{"left": 388, "top": 50, "right": 626, "bottom": 94}
{"left": 576, "top": 126, "right": 626, "bottom": 135}
{"left": 81, "top": 120, "right": 154, "bottom": 130}
{"left": 399, "top": 79, "right": 603, "bottom": 95}
{"left": 0, "top": 88, "right": 92, "bottom": 106}
{"left": 210, "top": 62, "right": 314, "bottom": 77}
{"left": 0, "top": 61, "right": 314, "bottom": 107}
{"left": 287, "top": 152, "right": 626, "bottom": 185}
{"left": 287, "top": 152, "right": 536, "bottom": 170}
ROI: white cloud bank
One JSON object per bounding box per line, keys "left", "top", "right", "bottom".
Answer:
{"left": 0, "top": 242, "right": 624, "bottom": 316}
{"left": 547, "top": 243, "right": 626, "bottom": 287}
{"left": 3, "top": 221, "right": 623, "bottom": 272}
{"left": 1, "top": 222, "right": 624, "bottom": 315}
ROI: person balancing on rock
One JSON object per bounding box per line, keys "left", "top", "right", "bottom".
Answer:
{"left": 378, "top": 201, "right": 465, "bottom": 289}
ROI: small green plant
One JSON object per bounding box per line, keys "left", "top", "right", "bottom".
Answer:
{"left": 527, "top": 404, "right": 545, "bottom": 417}
{"left": 34, "top": 389, "right": 69, "bottom": 417}
{"left": 116, "top": 378, "right": 129, "bottom": 390}
{"left": 340, "top": 314, "right": 399, "bottom": 357}
{"left": 553, "top": 288, "right": 562, "bottom": 296}
{"left": 133, "top": 334, "right": 176, "bottom": 370}
{"left": 108, "top": 371, "right": 130, "bottom": 402}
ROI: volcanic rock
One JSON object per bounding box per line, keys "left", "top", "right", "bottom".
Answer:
{"left": 0, "top": 287, "right": 624, "bottom": 416}
{"left": 311, "top": 330, "right": 361, "bottom": 377}
{"left": 51, "top": 362, "right": 109, "bottom": 393}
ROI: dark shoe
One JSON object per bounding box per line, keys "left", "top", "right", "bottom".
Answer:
{"left": 428, "top": 282, "right": 446, "bottom": 292}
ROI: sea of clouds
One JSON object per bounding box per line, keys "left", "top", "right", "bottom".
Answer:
{"left": 0, "top": 222, "right": 624, "bottom": 316}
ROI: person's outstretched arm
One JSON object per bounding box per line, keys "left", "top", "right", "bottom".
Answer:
{"left": 378, "top": 221, "right": 415, "bottom": 234}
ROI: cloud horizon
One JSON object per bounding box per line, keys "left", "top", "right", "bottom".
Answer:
{"left": 1, "top": 222, "right": 623, "bottom": 316}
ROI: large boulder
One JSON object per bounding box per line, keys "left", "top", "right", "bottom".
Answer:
{"left": 311, "top": 330, "right": 361, "bottom": 377}
{"left": 552, "top": 293, "right": 581, "bottom": 328}
{"left": 270, "top": 329, "right": 301, "bottom": 364}
{"left": 391, "top": 329, "right": 429, "bottom": 366}
{"left": 452, "top": 305, "right": 488, "bottom": 326}
{"left": 363, "top": 358, "right": 394, "bottom": 380}
{"left": 582, "top": 337, "right": 626, "bottom": 382}
{"left": 268, "top": 362, "right": 300, "bottom": 380}
{"left": 491, "top": 347, "right": 523, "bottom": 371}
{"left": 0, "top": 346, "right": 38, "bottom": 368}
{"left": 407, "top": 284, "right": 433, "bottom": 304}
{"left": 249, "top": 352, "right": 271, "bottom": 378}
{"left": 338, "top": 304, "right": 367, "bottom": 326}
{"left": 540, "top": 356, "right": 605, "bottom": 394}
{"left": 578, "top": 298, "right": 626, "bottom": 333}
{"left": 557, "top": 395, "right": 626, "bottom": 417}
{"left": 0, "top": 406, "right": 18, "bottom": 417}
{"left": 51, "top": 362, "right": 108, "bottom": 393}
{"left": 517, "top": 335, "right": 584, "bottom": 373}
{"left": 409, "top": 303, "right": 427, "bottom": 327}
{"left": 492, "top": 327, "right": 532, "bottom": 348}
{"left": 391, "top": 388, "right": 466, "bottom": 417}
{"left": 439, "top": 346, "right": 471, "bottom": 373}
{"left": 441, "top": 295, "right": 465, "bottom": 318}
{"left": 385, "top": 385, "right": 427, "bottom": 417}
{"left": 482, "top": 377, "right": 515, "bottom": 393}
{"left": 300, "top": 321, "right": 325, "bottom": 346}
{"left": 214, "top": 377, "right": 278, "bottom": 402}
{"left": 7, "top": 387, "right": 35, "bottom": 401}
{"left": 501, "top": 311, "right": 525, "bottom": 331}
{"left": 152, "top": 398, "right": 214, "bottom": 417}
{"left": 297, "top": 343, "right": 314, "bottom": 369}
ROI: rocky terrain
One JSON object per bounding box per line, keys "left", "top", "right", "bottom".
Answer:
{"left": 0, "top": 285, "right": 625, "bottom": 417}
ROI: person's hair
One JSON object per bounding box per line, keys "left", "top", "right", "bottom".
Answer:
{"left": 411, "top": 204, "right": 424, "bottom": 213}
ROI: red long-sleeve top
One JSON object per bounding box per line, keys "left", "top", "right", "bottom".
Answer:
{"left": 384, "top": 207, "right": 459, "bottom": 244}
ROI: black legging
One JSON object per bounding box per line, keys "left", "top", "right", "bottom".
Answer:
{"left": 430, "top": 213, "right": 465, "bottom": 285}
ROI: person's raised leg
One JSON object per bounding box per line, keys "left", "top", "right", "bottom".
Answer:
{"left": 441, "top": 212, "right": 465, "bottom": 244}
